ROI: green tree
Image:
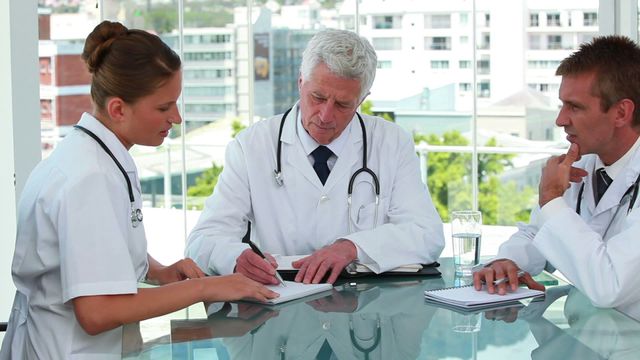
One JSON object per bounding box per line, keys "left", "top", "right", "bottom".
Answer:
{"left": 187, "top": 163, "right": 223, "bottom": 198}
{"left": 360, "top": 100, "right": 394, "bottom": 122}
{"left": 415, "top": 130, "right": 535, "bottom": 225}
{"left": 231, "top": 119, "right": 247, "bottom": 138}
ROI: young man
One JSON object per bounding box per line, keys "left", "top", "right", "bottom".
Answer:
{"left": 474, "top": 36, "right": 640, "bottom": 316}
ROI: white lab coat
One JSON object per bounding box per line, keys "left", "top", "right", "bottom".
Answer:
{"left": 497, "top": 146, "right": 640, "bottom": 315}
{"left": 186, "top": 103, "right": 444, "bottom": 275}
{"left": 0, "top": 113, "right": 148, "bottom": 360}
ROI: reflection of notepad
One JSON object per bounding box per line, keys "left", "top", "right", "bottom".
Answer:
{"left": 248, "top": 281, "right": 333, "bottom": 305}
{"left": 424, "top": 285, "right": 544, "bottom": 310}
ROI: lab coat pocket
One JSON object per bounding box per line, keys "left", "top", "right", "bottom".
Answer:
{"left": 350, "top": 196, "right": 389, "bottom": 231}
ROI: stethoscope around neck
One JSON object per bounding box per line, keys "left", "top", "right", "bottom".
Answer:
{"left": 273, "top": 107, "right": 381, "bottom": 232}
{"left": 74, "top": 125, "right": 143, "bottom": 228}
{"left": 575, "top": 172, "right": 640, "bottom": 216}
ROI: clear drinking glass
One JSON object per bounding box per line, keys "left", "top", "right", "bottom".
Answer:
{"left": 451, "top": 210, "right": 482, "bottom": 276}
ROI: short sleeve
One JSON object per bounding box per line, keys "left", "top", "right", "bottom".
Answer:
{"left": 56, "top": 171, "right": 139, "bottom": 303}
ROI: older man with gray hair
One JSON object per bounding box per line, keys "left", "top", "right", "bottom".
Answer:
{"left": 186, "top": 28, "right": 444, "bottom": 284}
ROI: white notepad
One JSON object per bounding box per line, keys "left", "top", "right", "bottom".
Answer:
{"left": 424, "top": 285, "right": 544, "bottom": 309}
{"left": 250, "top": 281, "right": 333, "bottom": 305}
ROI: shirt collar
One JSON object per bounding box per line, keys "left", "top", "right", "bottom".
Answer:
{"left": 295, "top": 106, "right": 352, "bottom": 158}
{"left": 76, "top": 112, "right": 137, "bottom": 173}
{"left": 596, "top": 135, "right": 640, "bottom": 180}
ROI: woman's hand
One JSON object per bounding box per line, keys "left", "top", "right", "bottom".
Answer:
{"left": 147, "top": 256, "right": 206, "bottom": 285}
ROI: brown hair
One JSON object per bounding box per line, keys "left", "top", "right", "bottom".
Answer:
{"left": 556, "top": 35, "right": 640, "bottom": 126}
{"left": 82, "top": 21, "right": 181, "bottom": 111}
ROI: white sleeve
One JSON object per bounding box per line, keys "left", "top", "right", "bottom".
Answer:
{"left": 494, "top": 204, "right": 549, "bottom": 275}
{"left": 533, "top": 205, "right": 640, "bottom": 308}
{"left": 56, "top": 171, "right": 138, "bottom": 303}
{"left": 345, "top": 128, "right": 445, "bottom": 273}
{"left": 185, "top": 139, "right": 251, "bottom": 275}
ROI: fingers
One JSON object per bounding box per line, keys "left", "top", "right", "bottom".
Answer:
{"left": 520, "top": 273, "right": 546, "bottom": 292}
{"left": 236, "top": 249, "right": 279, "bottom": 285}
{"left": 569, "top": 167, "right": 589, "bottom": 182}
{"left": 265, "top": 253, "right": 279, "bottom": 269}
{"left": 474, "top": 260, "right": 524, "bottom": 295}
{"left": 179, "top": 259, "right": 206, "bottom": 279}
{"left": 296, "top": 248, "right": 351, "bottom": 284}
{"left": 294, "top": 260, "right": 309, "bottom": 283}
{"left": 563, "top": 143, "right": 580, "bottom": 165}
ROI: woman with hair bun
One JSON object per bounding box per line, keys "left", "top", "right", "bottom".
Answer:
{"left": 0, "top": 21, "right": 277, "bottom": 359}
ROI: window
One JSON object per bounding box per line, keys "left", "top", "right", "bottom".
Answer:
{"left": 547, "top": 13, "right": 561, "bottom": 26}
{"left": 373, "top": 15, "right": 401, "bottom": 29}
{"left": 528, "top": 60, "right": 562, "bottom": 69}
{"left": 183, "top": 86, "right": 234, "bottom": 97}
{"left": 529, "top": 34, "right": 541, "bottom": 49}
{"left": 584, "top": 12, "right": 598, "bottom": 26}
{"left": 372, "top": 37, "right": 402, "bottom": 50}
{"left": 459, "top": 83, "right": 472, "bottom": 92}
{"left": 431, "top": 60, "right": 449, "bottom": 69}
{"left": 459, "top": 12, "right": 469, "bottom": 26}
{"left": 530, "top": 13, "right": 539, "bottom": 27}
{"left": 547, "top": 35, "right": 563, "bottom": 49}
{"left": 477, "top": 59, "right": 490, "bottom": 74}
{"left": 377, "top": 60, "right": 392, "bottom": 69}
{"left": 425, "top": 14, "right": 451, "bottom": 29}
{"left": 183, "top": 52, "right": 232, "bottom": 62}
{"left": 425, "top": 36, "right": 451, "bottom": 50}
{"left": 477, "top": 81, "right": 491, "bottom": 97}
{"left": 16, "top": 4, "right": 610, "bottom": 317}
{"left": 478, "top": 33, "right": 490, "bottom": 49}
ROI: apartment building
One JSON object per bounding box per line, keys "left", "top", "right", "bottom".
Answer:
{"left": 338, "top": 0, "right": 598, "bottom": 141}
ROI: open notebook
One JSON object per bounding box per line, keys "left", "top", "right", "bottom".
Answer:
{"left": 424, "top": 284, "right": 544, "bottom": 310}
{"left": 245, "top": 281, "right": 333, "bottom": 305}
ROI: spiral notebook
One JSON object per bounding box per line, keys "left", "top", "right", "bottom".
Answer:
{"left": 424, "top": 284, "right": 544, "bottom": 310}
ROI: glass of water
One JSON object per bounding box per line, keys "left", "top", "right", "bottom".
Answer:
{"left": 451, "top": 210, "right": 482, "bottom": 276}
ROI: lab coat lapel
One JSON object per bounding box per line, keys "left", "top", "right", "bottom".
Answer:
{"left": 323, "top": 116, "right": 362, "bottom": 193}
{"left": 281, "top": 104, "right": 325, "bottom": 191}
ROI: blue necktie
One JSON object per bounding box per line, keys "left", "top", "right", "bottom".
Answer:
{"left": 311, "top": 146, "right": 333, "bottom": 185}
{"left": 595, "top": 168, "right": 612, "bottom": 205}
{"left": 316, "top": 339, "right": 334, "bottom": 360}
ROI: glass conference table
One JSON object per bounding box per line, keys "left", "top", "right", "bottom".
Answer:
{"left": 122, "top": 258, "right": 640, "bottom": 359}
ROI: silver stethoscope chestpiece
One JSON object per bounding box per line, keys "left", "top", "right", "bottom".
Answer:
{"left": 274, "top": 170, "right": 284, "bottom": 186}
{"left": 131, "top": 204, "right": 143, "bottom": 228}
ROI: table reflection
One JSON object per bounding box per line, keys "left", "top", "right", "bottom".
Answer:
{"left": 123, "top": 262, "right": 640, "bottom": 360}
{"left": 170, "top": 278, "right": 441, "bottom": 360}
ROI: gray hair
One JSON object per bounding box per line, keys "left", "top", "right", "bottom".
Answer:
{"left": 300, "top": 29, "right": 377, "bottom": 101}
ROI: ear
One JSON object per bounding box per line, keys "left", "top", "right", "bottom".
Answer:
{"left": 105, "top": 97, "right": 128, "bottom": 124}
{"left": 612, "top": 98, "right": 635, "bottom": 128}
{"left": 357, "top": 91, "right": 370, "bottom": 108}
{"left": 297, "top": 74, "right": 303, "bottom": 92}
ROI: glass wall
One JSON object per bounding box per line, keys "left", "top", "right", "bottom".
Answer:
{"left": 30, "top": 0, "right": 618, "bottom": 264}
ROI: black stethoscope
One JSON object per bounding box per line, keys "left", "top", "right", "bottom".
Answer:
{"left": 575, "top": 172, "right": 640, "bottom": 217}
{"left": 273, "top": 107, "right": 381, "bottom": 232}
{"left": 349, "top": 315, "right": 382, "bottom": 360}
{"left": 74, "top": 125, "right": 143, "bottom": 228}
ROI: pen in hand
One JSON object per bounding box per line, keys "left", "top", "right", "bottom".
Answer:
{"left": 492, "top": 270, "right": 526, "bottom": 286}
{"left": 247, "top": 240, "right": 287, "bottom": 287}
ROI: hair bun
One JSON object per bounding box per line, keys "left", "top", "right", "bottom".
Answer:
{"left": 82, "top": 21, "right": 128, "bottom": 73}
